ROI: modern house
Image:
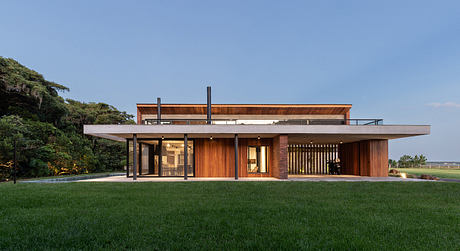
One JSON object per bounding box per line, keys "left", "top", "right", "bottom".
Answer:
{"left": 84, "top": 87, "right": 430, "bottom": 180}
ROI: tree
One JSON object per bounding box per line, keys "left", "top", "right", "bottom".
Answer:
{"left": 0, "top": 57, "right": 135, "bottom": 180}
{"left": 398, "top": 155, "right": 413, "bottom": 168}
{"left": 388, "top": 159, "right": 397, "bottom": 168}
{"left": 396, "top": 154, "right": 428, "bottom": 168}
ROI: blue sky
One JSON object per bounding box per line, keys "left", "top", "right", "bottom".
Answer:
{"left": 1, "top": 0, "right": 459, "bottom": 160}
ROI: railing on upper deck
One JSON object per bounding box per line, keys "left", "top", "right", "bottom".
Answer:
{"left": 141, "top": 118, "right": 383, "bottom": 125}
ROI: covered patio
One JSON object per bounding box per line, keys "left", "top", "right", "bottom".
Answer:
{"left": 84, "top": 123, "right": 430, "bottom": 180}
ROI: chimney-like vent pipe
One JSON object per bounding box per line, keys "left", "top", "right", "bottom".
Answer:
{"left": 207, "top": 86, "right": 211, "bottom": 124}
{"left": 157, "top": 97, "right": 161, "bottom": 124}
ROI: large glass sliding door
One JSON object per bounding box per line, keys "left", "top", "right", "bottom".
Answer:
{"left": 161, "top": 140, "right": 194, "bottom": 176}
{"left": 139, "top": 140, "right": 160, "bottom": 176}
{"left": 128, "top": 139, "right": 160, "bottom": 176}
{"left": 127, "top": 138, "right": 194, "bottom": 177}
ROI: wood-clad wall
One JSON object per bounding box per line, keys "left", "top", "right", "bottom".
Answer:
{"left": 367, "top": 139, "right": 388, "bottom": 177}
{"left": 339, "top": 142, "right": 360, "bottom": 175}
{"left": 137, "top": 104, "right": 351, "bottom": 117}
{"left": 194, "top": 138, "right": 235, "bottom": 177}
{"left": 339, "top": 140, "right": 388, "bottom": 177}
{"left": 194, "top": 138, "right": 274, "bottom": 177}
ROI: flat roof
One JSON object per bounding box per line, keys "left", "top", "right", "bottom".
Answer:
{"left": 137, "top": 103, "right": 352, "bottom": 107}
{"left": 137, "top": 104, "right": 352, "bottom": 115}
{"left": 84, "top": 124, "right": 430, "bottom": 143}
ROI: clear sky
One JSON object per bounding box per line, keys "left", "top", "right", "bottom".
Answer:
{"left": 1, "top": 0, "right": 459, "bottom": 160}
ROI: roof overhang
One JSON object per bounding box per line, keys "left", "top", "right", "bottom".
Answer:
{"left": 137, "top": 104, "right": 352, "bottom": 116}
{"left": 84, "top": 124, "right": 430, "bottom": 143}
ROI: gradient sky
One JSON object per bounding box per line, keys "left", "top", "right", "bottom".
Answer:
{"left": 1, "top": 0, "right": 460, "bottom": 160}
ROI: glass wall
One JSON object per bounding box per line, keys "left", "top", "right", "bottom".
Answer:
{"left": 127, "top": 138, "right": 194, "bottom": 177}
{"left": 161, "top": 140, "right": 194, "bottom": 176}
{"left": 139, "top": 140, "right": 159, "bottom": 176}
{"left": 247, "top": 146, "right": 269, "bottom": 173}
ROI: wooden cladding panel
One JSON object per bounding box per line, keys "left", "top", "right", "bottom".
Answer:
{"left": 339, "top": 140, "right": 388, "bottom": 177}
{"left": 194, "top": 138, "right": 274, "bottom": 177}
{"left": 137, "top": 104, "right": 351, "bottom": 116}
{"left": 368, "top": 140, "right": 388, "bottom": 177}
{"left": 194, "top": 138, "right": 235, "bottom": 177}
{"left": 339, "top": 142, "right": 360, "bottom": 175}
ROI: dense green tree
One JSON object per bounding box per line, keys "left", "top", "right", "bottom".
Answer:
{"left": 396, "top": 154, "right": 428, "bottom": 168}
{"left": 0, "top": 57, "right": 134, "bottom": 181}
{"left": 398, "top": 155, "right": 413, "bottom": 168}
{"left": 388, "top": 159, "right": 397, "bottom": 168}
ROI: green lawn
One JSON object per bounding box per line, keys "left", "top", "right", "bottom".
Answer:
{"left": 396, "top": 168, "right": 460, "bottom": 179}
{"left": 1, "top": 182, "right": 459, "bottom": 250}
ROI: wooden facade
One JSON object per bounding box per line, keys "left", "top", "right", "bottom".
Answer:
{"left": 194, "top": 138, "right": 275, "bottom": 177}
{"left": 128, "top": 103, "right": 392, "bottom": 178}
{"left": 339, "top": 139, "right": 389, "bottom": 177}
{"left": 136, "top": 104, "right": 351, "bottom": 124}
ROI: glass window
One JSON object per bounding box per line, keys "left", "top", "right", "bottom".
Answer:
{"left": 247, "top": 146, "right": 269, "bottom": 173}
{"left": 161, "top": 140, "right": 194, "bottom": 176}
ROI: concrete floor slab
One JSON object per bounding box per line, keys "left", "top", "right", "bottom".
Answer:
{"left": 78, "top": 175, "right": 435, "bottom": 182}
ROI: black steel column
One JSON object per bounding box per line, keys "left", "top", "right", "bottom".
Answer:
{"left": 138, "top": 143, "right": 142, "bottom": 175}
{"left": 158, "top": 139, "right": 162, "bottom": 177}
{"left": 13, "top": 138, "right": 17, "bottom": 184}
{"left": 207, "top": 86, "right": 211, "bottom": 124}
{"left": 157, "top": 97, "right": 161, "bottom": 124}
{"left": 133, "top": 134, "right": 137, "bottom": 180}
{"left": 148, "top": 145, "right": 154, "bottom": 174}
{"left": 126, "top": 139, "right": 129, "bottom": 177}
{"left": 234, "top": 134, "right": 238, "bottom": 180}
{"left": 184, "top": 134, "right": 188, "bottom": 180}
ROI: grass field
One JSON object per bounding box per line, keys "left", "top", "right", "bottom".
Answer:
{"left": 396, "top": 168, "right": 460, "bottom": 179}
{"left": 1, "top": 182, "right": 460, "bottom": 250}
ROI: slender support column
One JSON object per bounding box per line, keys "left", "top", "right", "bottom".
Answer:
{"left": 158, "top": 139, "right": 162, "bottom": 177}
{"left": 157, "top": 97, "right": 161, "bottom": 124}
{"left": 184, "top": 134, "right": 188, "bottom": 180}
{"left": 126, "top": 139, "right": 129, "bottom": 177}
{"left": 13, "top": 138, "right": 17, "bottom": 184}
{"left": 234, "top": 134, "right": 238, "bottom": 180}
{"left": 138, "top": 143, "right": 142, "bottom": 175}
{"left": 133, "top": 134, "right": 137, "bottom": 180}
{"left": 207, "top": 86, "right": 211, "bottom": 124}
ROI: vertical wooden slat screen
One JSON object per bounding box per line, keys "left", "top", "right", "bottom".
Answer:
{"left": 288, "top": 144, "right": 339, "bottom": 175}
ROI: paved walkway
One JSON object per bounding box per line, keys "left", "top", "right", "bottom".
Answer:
{"left": 79, "top": 175, "right": 434, "bottom": 182}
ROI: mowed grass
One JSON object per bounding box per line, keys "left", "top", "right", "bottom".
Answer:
{"left": 396, "top": 168, "right": 460, "bottom": 179}
{"left": 1, "top": 182, "right": 460, "bottom": 250}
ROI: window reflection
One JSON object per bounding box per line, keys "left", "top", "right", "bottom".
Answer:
{"left": 161, "top": 140, "right": 194, "bottom": 176}
{"left": 248, "top": 146, "right": 268, "bottom": 173}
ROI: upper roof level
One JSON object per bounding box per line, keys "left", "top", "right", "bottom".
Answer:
{"left": 137, "top": 104, "right": 353, "bottom": 124}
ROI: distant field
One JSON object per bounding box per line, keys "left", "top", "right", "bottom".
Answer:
{"left": 396, "top": 168, "right": 460, "bottom": 179}
{"left": 1, "top": 182, "right": 460, "bottom": 250}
